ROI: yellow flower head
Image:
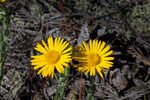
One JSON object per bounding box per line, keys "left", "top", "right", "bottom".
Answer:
{"left": 31, "top": 36, "right": 72, "bottom": 78}
{"left": 0, "top": 0, "right": 6, "bottom": 3}
{"left": 73, "top": 40, "right": 114, "bottom": 78}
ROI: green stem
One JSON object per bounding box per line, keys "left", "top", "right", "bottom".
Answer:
{"left": 55, "top": 67, "right": 70, "bottom": 100}
{"left": 86, "top": 77, "right": 95, "bottom": 100}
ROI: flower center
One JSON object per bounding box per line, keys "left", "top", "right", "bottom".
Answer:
{"left": 88, "top": 53, "right": 100, "bottom": 66}
{"left": 44, "top": 50, "right": 60, "bottom": 64}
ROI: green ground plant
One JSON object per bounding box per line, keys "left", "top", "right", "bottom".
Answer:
{"left": 0, "top": 4, "right": 10, "bottom": 79}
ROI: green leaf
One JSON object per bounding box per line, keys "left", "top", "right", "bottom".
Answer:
{"left": 0, "top": 62, "right": 3, "bottom": 79}
{"left": 0, "top": 5, "right": 11, "bottom": 80}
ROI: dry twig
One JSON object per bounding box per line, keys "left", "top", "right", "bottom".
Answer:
{"left": 128, "top": 46, "right": 150, "bottom": 66}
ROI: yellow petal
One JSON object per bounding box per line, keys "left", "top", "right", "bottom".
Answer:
{"left": 59, "top": 38, "right": 64, "bottom": 46}
{"left": 96, "top": 66, "right": 103, "bottom": 78}
{"left": 37, "top": 66, "right": 46, "bottom": 75}
{"left": 50, "top": 65, "right": 55, "bottom": 78}
{"left": 47, "top": 65, "right": 54, "bottom": 78}
{"left": 85, "top": 69, "right": 89, "bottom": 75}
{"left": 56, "top": 64, "right": 64, "bottom": 73}
{"left": 103, "top": 64, "right": 113, "bottom": 69}
{"left": 62, "top": 42, "right": 69, "bottom": 50}
{"left": 42, "top": 40, "right": 48, "bottom": 50}
{"left": 53, "top": 37, "right": 58, "bottom": 49}
{"left": 34, "top": 65, "right": 43, "bottom": 70}
{"left": 31, "top": 55, "right": 43, "bottom": 59}
{"left": 92, "top": 67, "right": 95, "bottom": 76}
{"left": 62, "top": 63, "right": 70, "bottom": 67}
{"left": 92, "top": 40, "right": 96, "bottom": 51}
{"left": 63, "top": 47, "right": 72, "bottom": 54}
{"left": 83, "top": 41, "right": 89, "bottom": 52}
{"left": 48, "top": 36, "right": 53, "bottom": 49}
{"left": 99, "top": 41, "right": 106, "bottom": 52}
{"left": 95, "top": 40, "right": 98, "bottom": 49}
{"left": 100, "top": 45, "right": 110, "bottom": 55}
{"left": 97, "top": 40, "right": 101, "bottom": 50}
{"left": 89, "top": 40, "right": 92, "bottom": 51}
{"left": 90, "top": 67, "right": 95, "bottom": 76}
{"left": 57, "top": 37, "right": 61, "bottom": 46}
{"left": 42, "top": 65, "right": 49, "bottom": 77}
{"left": 34, "top": 43, "right": 46, "bottom": 53}
{"left": 103, "top": 50, "right": 113, "bottom": 57}
{"left": 104, "top": 57, "right": 114, "bottom": 61}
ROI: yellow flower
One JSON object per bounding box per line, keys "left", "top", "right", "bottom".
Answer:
{"left": 73, "top": 40, "right": 114, "bottom": 78}
{"left": 0, "top": 0, "right": 6, "bottom": 3}
{"left": 31, "top": 36, "right": 72, "bottom": 78}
